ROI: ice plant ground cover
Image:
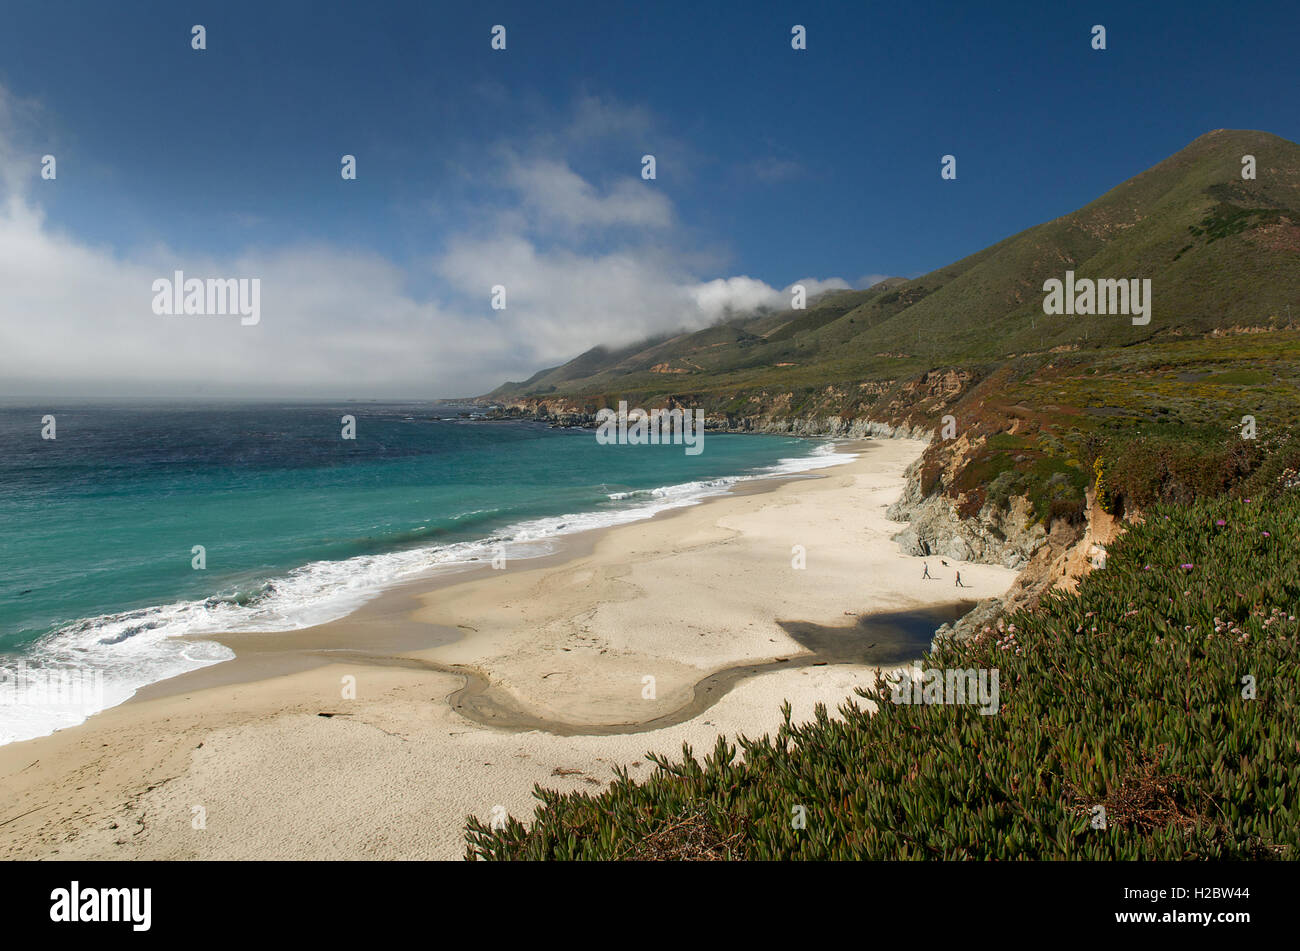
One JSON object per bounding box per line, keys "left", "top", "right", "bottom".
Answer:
{"left": 466, "top": 492, "right": 1299, "bottom": 860}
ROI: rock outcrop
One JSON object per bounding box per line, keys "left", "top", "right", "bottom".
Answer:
{"left": 477, "top": 378, "right": 1129, "bottom": 648}
{"left": 929, "top": 488, "right": 1128, "bottom": 646}
{"left": 724, "top": 416, "right": 930, "bottom": 439}
{"left": 886, "top": 459, "right": 1046, "bottom": 570}
{"left": 480, "top": 401, "right": 932, "bottom": 441}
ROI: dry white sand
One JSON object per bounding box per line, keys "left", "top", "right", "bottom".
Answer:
{"left": 0, "top": 437, "right": 1016, "bottom": 860}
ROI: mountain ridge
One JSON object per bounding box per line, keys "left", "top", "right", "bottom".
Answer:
{"left": 483, "top": 129, "right": 1300, "bottom": 410}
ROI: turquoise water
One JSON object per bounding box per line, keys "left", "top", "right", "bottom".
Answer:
{"left": 0, "top": 400, "right": 847, "bottom": 742}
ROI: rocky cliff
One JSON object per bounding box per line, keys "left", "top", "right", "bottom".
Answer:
{"left": 473, "top": 367, "right": 1128, "bottom": 645}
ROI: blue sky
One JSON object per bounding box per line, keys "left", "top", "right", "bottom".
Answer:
{"left": 1, "top": 0, "right": 1297, "bottom": 396}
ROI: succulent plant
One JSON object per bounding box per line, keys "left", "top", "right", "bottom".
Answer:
{"left": 465, "top": 491, "right": 1299, "bottom": 861}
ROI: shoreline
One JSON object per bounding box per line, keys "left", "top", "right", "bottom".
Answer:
{"left": 0, "top": 435, "right": 1019, "bottom": 860}
{"left": 131, "top": 446, "right": 845, "bottom": 706}
{"left": 1, "top": 429, "right": 858, "bottom": 746}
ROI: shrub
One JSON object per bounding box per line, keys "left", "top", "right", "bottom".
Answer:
{"left": 1094, "top": 457, "right": 1115, "bottom": 514}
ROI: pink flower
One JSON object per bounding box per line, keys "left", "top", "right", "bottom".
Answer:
{"left": 1180, "top": 563, "right": 1194, "bottom": 570}
{"left": 1215, "top": 520, "right": 1226, "bottom": 526}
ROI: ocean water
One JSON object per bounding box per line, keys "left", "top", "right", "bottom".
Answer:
{"left": 0, "top": 401, "right": 852, "bottom": 744}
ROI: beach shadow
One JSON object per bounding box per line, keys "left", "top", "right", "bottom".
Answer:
{"left": 432, "top": 600, "right": 978, "bottom": 737}
{"left": 776, "top": 601, "right": 975, "bottom": 667}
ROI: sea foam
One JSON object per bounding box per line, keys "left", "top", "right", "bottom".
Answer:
{"left": 0, "top": 441, "right": 857, "bottom": 745}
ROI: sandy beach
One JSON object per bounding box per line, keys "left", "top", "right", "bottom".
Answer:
{"left": 0, "top": 436, "right": 1017, "bottom": 861}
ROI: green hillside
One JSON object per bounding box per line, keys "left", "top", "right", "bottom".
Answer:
{"left": 466, "top": 130, "right": 1300, "bottom": 862}
{"left": 487, "top": 130, "right": 1300, "bottom": 408}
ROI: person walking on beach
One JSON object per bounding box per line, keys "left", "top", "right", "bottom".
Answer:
{"left": 922, "top": 562, "right": 932, "bottom": 580}
{"left": 955, "top": 570, "right": 964, "bottom": 588}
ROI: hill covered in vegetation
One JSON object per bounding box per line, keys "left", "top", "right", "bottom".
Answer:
{"left": 467, "top": 490, "right": 1300, "bottom": 859}
{"left": 487, "top": 129, "right": 1300, "bottom": 412}
{"left": 483, "top": 130, "right": 1300, "bottom": 568}
{"left": 465, "top": 129, "right": 1300, "bottom": 860}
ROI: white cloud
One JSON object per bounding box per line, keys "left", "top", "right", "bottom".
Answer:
{"left": 856, "top": 273, "right": 892, "bottom": 288}
{"left": 565, "top": 94, "right": 655, "bottom": 146}
{"left": 504, "top": 156, "right": 673, "bottom": 232}
{"left": 789, "top": 276, "right": 852, "bottom": 297}
{"left": 434, "top": 233, "right": 701, "bottom": 356}
{"left": 687, "top": 275, "right": 853, "bottom": 320}
{"left": 689, "top": 276, "right": 784, "bottom": 318}
{"left": 0, "top": 90, "right": 870, "bottom": 398}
